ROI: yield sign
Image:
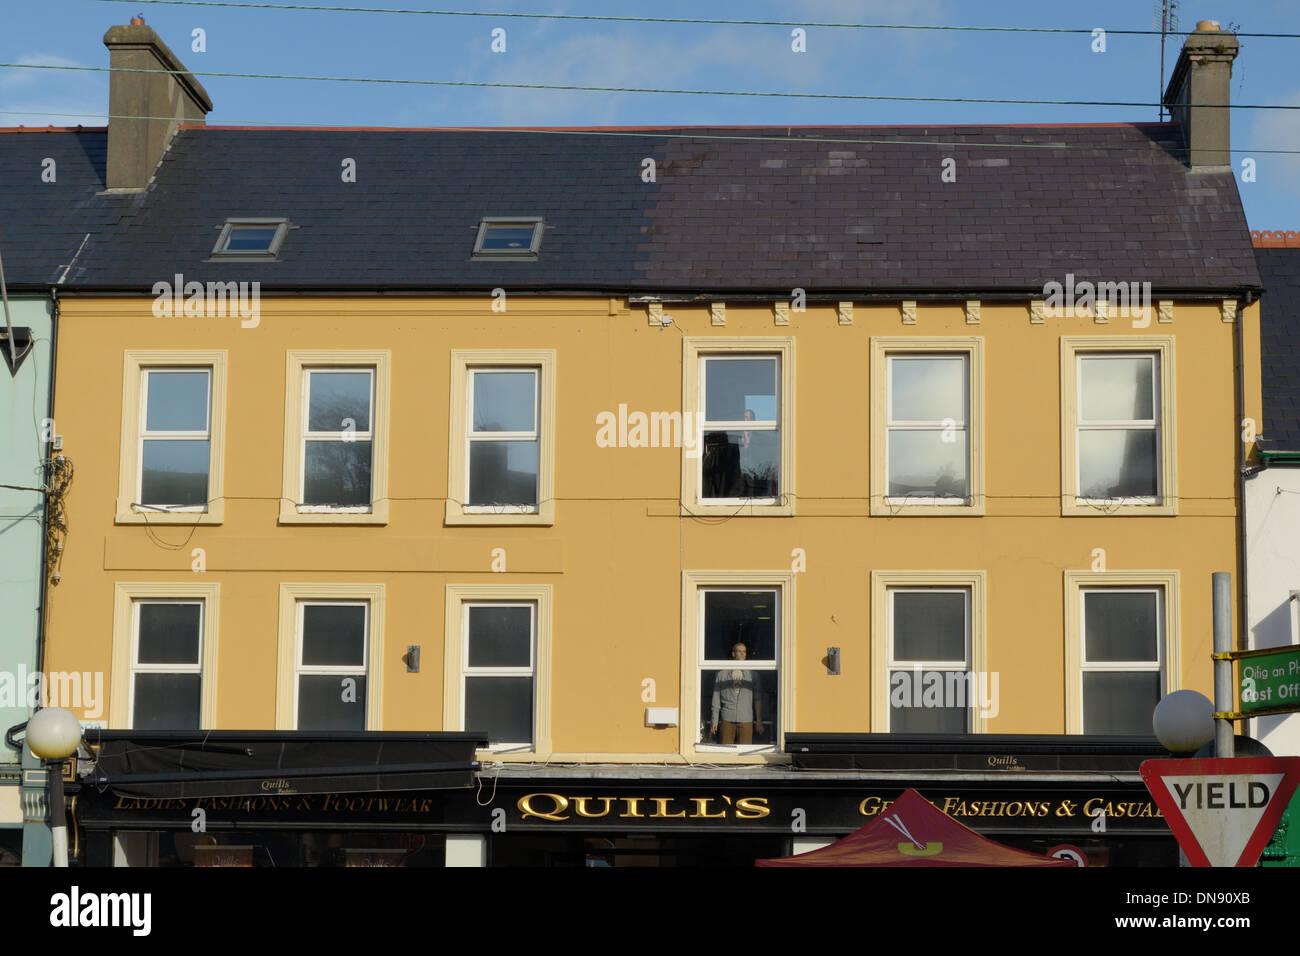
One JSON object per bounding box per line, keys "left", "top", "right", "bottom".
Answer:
{"left": 1141, "top": 757, "right": 1300, "bottom": 867}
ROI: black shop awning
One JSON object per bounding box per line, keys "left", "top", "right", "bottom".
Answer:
{"left": 82, "top": 730, "right": 488, "bottom": 798}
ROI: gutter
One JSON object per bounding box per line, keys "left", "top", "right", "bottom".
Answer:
{"left": 1256, "top": 449, "right": 1300, "bottom": 464}
{"left": 1237, "top": 290, "right": 1253, "bottom": 676}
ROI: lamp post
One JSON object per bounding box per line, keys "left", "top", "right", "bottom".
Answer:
{"left": 1152, "top": 690, "right": 1214, "bottom": 867}
{"left": 25, "top": 708, "right": 82, "bottom": 868}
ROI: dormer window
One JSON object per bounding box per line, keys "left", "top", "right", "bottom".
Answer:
{"left": 473, "top": 218, "right": 544, "bottom": 259}
{"left": 211, "top": 218, "right": 289, "bottom": 259}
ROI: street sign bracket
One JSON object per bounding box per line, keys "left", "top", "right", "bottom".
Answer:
{"left": 1214, "top": 644, "right": 1299, "bottom": 661}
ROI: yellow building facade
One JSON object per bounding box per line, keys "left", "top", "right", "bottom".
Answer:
{"left": 46, "top": 294, "right": 1261, "bottom": 760}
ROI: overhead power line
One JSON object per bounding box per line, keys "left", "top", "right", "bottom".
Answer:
{"left": 84, "top": 0, "right": 1300, "bottom": 39}
{"left": 7, "top": 109, "right": 1300, "bottom": 155}
{"left": 2, "top": 62, "right": 1298, "bottom": 110}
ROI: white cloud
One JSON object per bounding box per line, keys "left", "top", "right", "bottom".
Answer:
{"left": 0, "top": 52, "right": 103, "bottom": 126}
{"left": 0, "top": 54, "right": 87, "bottom": 91}
{"left": 1246, "top": 88, "right": 1300, "bottom": 199}
{"left": 465, "top": 15, "right": 946, "bottom": 126}
{"left": 476, "top": 31, "right": 693, "bottom": 126}
{"left": 391, "top": 1, "right": 957, "bottom": 127}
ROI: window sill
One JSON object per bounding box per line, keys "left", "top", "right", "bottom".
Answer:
{"left": 871, "top": 497, "right": 985, "bottom": 517}
{"left": 115, "top": 501, "right": 224, "bottom": 525}
{"left": 278, "top": 501, "right": 389, "bottom": 525}
{"left": 1062, "top": 497, "right": 1176, "bottom": 517}
{"left": 445, "top": 501, "right": 555, "bottom": 526}
{"left": 683, "top": 500, "right": 795, "bottom": 517}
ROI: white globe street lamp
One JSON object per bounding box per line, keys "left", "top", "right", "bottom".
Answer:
{"left": 1152, "top": 690, "right": 1215, "bottom": 754}
{"left": 25, "top": 707, "right": 82, "bottom": 868}
{"left": 1152, "top": 690, "right": 1215, "bottom": 869}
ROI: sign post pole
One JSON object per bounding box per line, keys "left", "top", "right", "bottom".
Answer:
{"left": 1212, "top": 572, "right": 1235, "bottom": 759}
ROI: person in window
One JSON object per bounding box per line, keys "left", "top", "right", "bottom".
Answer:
{"left": 710, "top": 642, "right": 762, "bottom": 744}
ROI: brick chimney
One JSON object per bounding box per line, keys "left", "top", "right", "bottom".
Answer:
{"left": 1161, "top": 20, "right": 1239, "bottom": 169}
{"left": 102, "top": 17, "right": 212, "bottom": 189}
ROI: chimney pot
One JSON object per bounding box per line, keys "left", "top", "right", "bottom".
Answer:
{"left": 1195, "top": 19, "right": 1221, "bottom": 31}
{"left": 130, "top": 16, "right": 146, "bottom": 26}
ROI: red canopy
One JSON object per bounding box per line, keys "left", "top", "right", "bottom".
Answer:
{"left": 756, "top": 789, "right": 1076, "bottom": 867}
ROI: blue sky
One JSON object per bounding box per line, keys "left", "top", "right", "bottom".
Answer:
{"left": 4, "top": 0, "right": 1300, "bottom": 228}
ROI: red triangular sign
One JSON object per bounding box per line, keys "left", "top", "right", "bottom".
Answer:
{"left": 1141, "top": 757, "right": 1300, "bottom": 867}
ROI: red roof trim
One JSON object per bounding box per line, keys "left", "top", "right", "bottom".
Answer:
{"left": 1252, "top": 230, "right": 1300, "bottom": 248}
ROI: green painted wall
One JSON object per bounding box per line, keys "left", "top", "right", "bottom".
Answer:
{"left": 0, "top": 295, "right": 53, "bottom": 866}
{"left": 0, "top": 296, "right": 51, "bottom": 741}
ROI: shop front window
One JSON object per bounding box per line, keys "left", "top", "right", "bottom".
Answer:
{"left": 110, "top": 830, "right": 445, "bottom": 867}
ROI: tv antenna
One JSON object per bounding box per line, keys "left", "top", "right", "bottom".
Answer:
{"left": 1155, "top": 0, "right": 1180, "bottom": 121}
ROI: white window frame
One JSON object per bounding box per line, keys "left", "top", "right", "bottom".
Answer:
{"left": 695, "top": 586, "right": 781, "bottom": 755}
{"left": 870, "top": 571, "right": 988, "bottom": 732}
{"left": 885, "top": 587, "right": 973, "bottom": 733}
{"left": 446, "top": 350, "right": 556, "bottom": 526}
{"left": 1076, "top": 353, "right": 1160, "bottom": 505}
{"left": 443, "top": 583, "right": 553, "bottom": 759}
{"left": 293, "top": 600, "right": 370, "bottom": 732}
{"left": 1079, "top": 588, "right": 1163, "bottom": 735}
{"left": 1063, "top": 570, "right": 1180, "bottom": 734}
{"left": 681, "top": 338, "right": 796, "bottom": 517}
{"left": 460, "top": 601, "right": 537, "bottom": 751}
{"left": 1060, "top": 337, "right": 1176, "bottom": 517}
{"left": 135, "top": 368, "right": 212, "bottom": 512}
{"left": 885, "top": 354, "right": 969, "bottom": 507}
{"left": 698, "top": 355, "right": 781, "bottom": 506}
{"left": 116, "top": 351, "right": 228, "bottom": 525}
{"left": 110, "top": 582, "right": 220, "bottom": 729}
{"left": 679, "top": 570, "right": 796, "bottom": 762}
{"left": 870, "top": 337, "right": 984, "bottom": 516}
{"left": 128, "top": 599, "right": 205, "bottom": 730}
{"left": 280, "top": 351, "right": 391, "bottom": 525}
{"left": 275, "top": 583, "right": 385, "bottom": 730}
{"left": 464, "top": 367, "right": 540, "bottom": 515}
{"left": 298, "top": 367, "right": 376, "bottom": 514}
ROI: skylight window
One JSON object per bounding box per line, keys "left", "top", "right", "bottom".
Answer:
{"left": 211, "top": 218, "right": 289, "bottom": 259}
{"left": 473, "top": 218, "right": 544, "bottom": 259}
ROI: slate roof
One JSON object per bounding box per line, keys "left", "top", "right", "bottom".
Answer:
{"left": 1, "top": 122, "right": 1263, "bottom": 294}
{"left": 1255, "top": 245, "right": 1300, "bottom": 450}
{"left": 0, "top": 129, "right": 136, "bottom": 287}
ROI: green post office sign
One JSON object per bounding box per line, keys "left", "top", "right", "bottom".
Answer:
{"left": 1241, "top": 646, "right": 1300, "bottom": 714}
